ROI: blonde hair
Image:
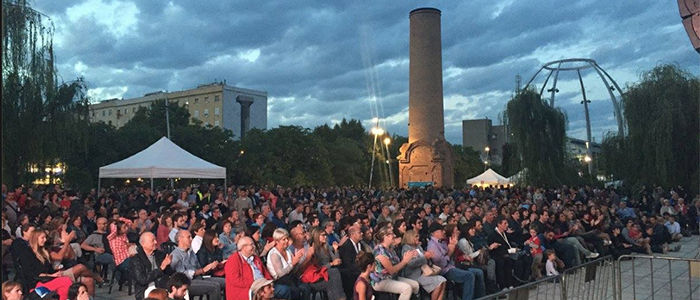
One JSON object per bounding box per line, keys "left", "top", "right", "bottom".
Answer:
{"left": 29, "top": 228, "right": 51, "bottom": 264}
{"left": 2, "top": 281, "right": 21, "bottom": 300}
{"left": 272, "top": 228, "right": 289, "bottom": 241}
{"left": 402, "top": 230, "right": 419, "bottom": 246}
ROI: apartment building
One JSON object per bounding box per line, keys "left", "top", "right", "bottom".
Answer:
{"left": 89, "top": 82, "right": 267, "bottom": 139}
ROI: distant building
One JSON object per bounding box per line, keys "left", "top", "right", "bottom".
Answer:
{"left": 89, "top": 83, "right": 267, "bottom": 139}
{"left": 567, "top": 137, "right": 601, "bottom": 164}
{"left": 462, "top": 119, "right": 506, "bottom": 165}
{"left": 462, "top": 118, "right": 602, "bottom": 171}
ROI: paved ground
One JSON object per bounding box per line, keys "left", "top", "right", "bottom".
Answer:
{"left": 95, "top": 236, "right": 700, "bottom": 300}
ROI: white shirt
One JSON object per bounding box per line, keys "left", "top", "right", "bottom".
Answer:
{"left": 266, "top": 247, "right": 292, "bottom": 279}
{"left": 169, "top": 228, "right": 179, "bottom": 242}
{"left": 191, "top": 235, "right": 203, "bottom": 254}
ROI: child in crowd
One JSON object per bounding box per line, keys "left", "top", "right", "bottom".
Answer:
{"left": 525, "top": 226, "right": 543, "bottom": 280}
{"left": 545, "top": 250, "right": 561, "bottom": 277}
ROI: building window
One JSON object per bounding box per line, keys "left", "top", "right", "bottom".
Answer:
{"left": 204, "top": 109, "right": 209, "bottom": 116}
{"left": 214, "top": 95, "right": 220, "bottom": 102}
{"left": 124, "top": 109, "right": 128, "bottom": 114}
{"left": 102, "top": 111, "right": 106, "bottom": 117}
{"left": 214, "top": 107, "right": 220, "bottom": 115}
{"left": 214, "top": 120, "right": 220, "bottom": 126}
{"left": 194, "top": 98, "right": 199, "bottom": 105}
{"left": 108, "top": 110, "right": 112, "bottom": 116}
{"left": 204, "top": 96, "right": 209, "bottom": 103}
{"left": 194, "top": 110, "right": 199, "bottom": 118}
{"left": 132, "top": 107, "right": 136, "bottom": 113}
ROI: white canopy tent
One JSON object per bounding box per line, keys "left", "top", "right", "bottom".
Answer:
{"left": 98, "top": 137, "right": 226, "bottom": 191}
{"left": 466, "top": 168, "right": 511, "bottom": 187}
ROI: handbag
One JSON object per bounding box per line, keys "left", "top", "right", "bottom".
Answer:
{"left": 475, "top": 248, "right": 489, "bottom": 266}
{"left": 421, "top": 264, "right": 441, "bottom": 276}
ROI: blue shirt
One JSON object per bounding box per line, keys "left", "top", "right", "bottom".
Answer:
{"left": 242, "top": 253, "right": 264, "bottom": 280}
{"left": 170, "top": 247, "right": 202, "bottom": 279}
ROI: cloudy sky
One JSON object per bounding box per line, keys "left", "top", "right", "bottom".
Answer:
{"left": 35, "top": 0, "right": 698, "bottom": 145}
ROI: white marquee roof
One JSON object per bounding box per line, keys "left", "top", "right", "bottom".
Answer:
{"left": 99, "top": 137, "right": 226, "bottom": 179}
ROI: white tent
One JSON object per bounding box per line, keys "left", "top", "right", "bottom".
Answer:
{"left": 466, "top": 168, "right": 510, "bottom": 187}
{"left": 98, "top": 137, "right": 226, "bottom": 190}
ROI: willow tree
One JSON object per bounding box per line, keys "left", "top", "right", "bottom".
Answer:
{"left": 2, "top": 0, "right": 79, "bottom": 185}
{"left": 504, "top": 89, "right": 574, "bottom": 187}
{"left": 603, "top": 64, "right": 699, "bottom": 193}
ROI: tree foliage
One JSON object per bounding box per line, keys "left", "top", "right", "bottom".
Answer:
{"left": 2, "top": 0, "right": 61, "bottom": 185}
{"left": 452, "top": 145, "right": 484, "bottom": 188}
{"left": 602, "top": 64, "right": 699, "bottom": 193}
{"left": 504, "top": 89, "right": 578, "bottom": 187}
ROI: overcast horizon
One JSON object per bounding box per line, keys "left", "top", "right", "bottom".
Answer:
{"left": 34, "top": 0, "right": 699, "bottom": 145}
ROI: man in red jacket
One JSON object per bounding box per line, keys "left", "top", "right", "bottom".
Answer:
{"left": 225, "top": 236, "right": 293, "bottom": 299}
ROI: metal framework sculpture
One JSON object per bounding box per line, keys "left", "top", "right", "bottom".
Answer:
{"left": 524, "top": 58, "right": 626, "bottom": 174}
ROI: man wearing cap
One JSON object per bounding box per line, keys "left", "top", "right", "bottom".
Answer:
{"left": 427, "top": 222, "right": 485, "bottom": 300}
{"left": 226, "top": 236, "right": 293, "bottom": 300}
{"left": 250, "top": 278, "right": 275, "bottom": 300}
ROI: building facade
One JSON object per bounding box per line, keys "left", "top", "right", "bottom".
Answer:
{"left": 89, "top": 83, "right": 267, "bottom": 139}
{"left": 462, "top": 119, "right": 507, "bottom": 165}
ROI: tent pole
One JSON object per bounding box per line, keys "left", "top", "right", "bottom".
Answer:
{"left": 97, "top": 178, "right": 100, "bottom": 197}
{"left": 151, "top": 177, "right": 154, "bottom": 192}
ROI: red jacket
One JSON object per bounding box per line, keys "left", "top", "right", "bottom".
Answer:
{"left": 225, "top": 252, "right": 272, "bottom": 300}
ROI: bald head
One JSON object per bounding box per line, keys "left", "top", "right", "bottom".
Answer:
{"left": 348, "top": 224, "right": 361, "bottom": 243}
{"left": 140, "top": 232, "right": 157, "bottom": 254}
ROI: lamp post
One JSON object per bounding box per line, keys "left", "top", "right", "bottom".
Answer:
{"left": 384, "top": 137, "right": 394, "bottom": 187}
{"left": 484, "top": 146, "right": 490, "bottom": 170}
{"left": 369, "top": 127, "right": 384, "bottom": 189}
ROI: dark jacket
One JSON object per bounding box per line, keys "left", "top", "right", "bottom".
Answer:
{"left": 338, "top": 238, "right": 361, "bottom": 274}
{"left": 130, "top": 247, "right": 175, "bottom": 300}
{"left": 196, "top": 246, "right": 223, "bottom": 268}
{"left": 487, "top": 229, "right": 511, "bottom": 257}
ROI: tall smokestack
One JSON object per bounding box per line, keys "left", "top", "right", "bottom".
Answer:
{"left": 409, "top": 8, "right": 444, "bottom": 143}
{"left": 398, "top": 8, "right": 454, "bottom": 188}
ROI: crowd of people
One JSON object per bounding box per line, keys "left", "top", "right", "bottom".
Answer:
{"left": 2, "top": 182, "right": 698, "bottom": 300}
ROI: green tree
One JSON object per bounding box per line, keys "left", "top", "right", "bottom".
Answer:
{"left": 453, "top": 145, "right": 484, "bottom": 188}
{"left": 2, "top": 0, "right": 60, "bottom": 184}
{"left": 602, "top": 64, "right": 699, "bottom": 193}
{"left": 504, "top": 89, "right": 577, "bottom": 186}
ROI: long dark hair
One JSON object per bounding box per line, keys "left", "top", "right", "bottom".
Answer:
{"left": 202, "top": 230, "right": 217, "bottom": 253}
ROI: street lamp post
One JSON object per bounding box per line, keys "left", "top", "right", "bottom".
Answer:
{"left": 384, "top": 137, "right": 393, "bottom": 186}
{"left": 484, "top": 146, "right": 490, "bottom": 170}
{"left": 369, "top": 127, "right": 384, "bottom": 189}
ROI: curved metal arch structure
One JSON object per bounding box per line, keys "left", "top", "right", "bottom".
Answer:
{"left": 524, "top": 58, "right": 626, "bottom": 138}
{"left": 524, "top": 58, "right": 627, "bottom": 175}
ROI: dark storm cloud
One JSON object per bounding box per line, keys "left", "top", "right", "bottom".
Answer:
{"left": 34, "top": 0, "right": 698, "bottom": 145}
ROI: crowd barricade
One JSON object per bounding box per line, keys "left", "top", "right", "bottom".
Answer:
{"left": 613, "top": 254, "right": 700, "bottom": 300}
{"left": 475, "top": 256, "right": 614, "bottom": 300}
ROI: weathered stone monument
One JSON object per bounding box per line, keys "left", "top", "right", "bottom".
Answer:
{"left": 398, "top": 8, "right": 454, "bottom": 188}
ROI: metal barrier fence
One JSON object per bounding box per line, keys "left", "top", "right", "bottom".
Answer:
{"left": 475, "top": 256, "right": 615, "bottom": 300}
{"left": 614, "top": 254, "right": 700, "bottom": 300}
